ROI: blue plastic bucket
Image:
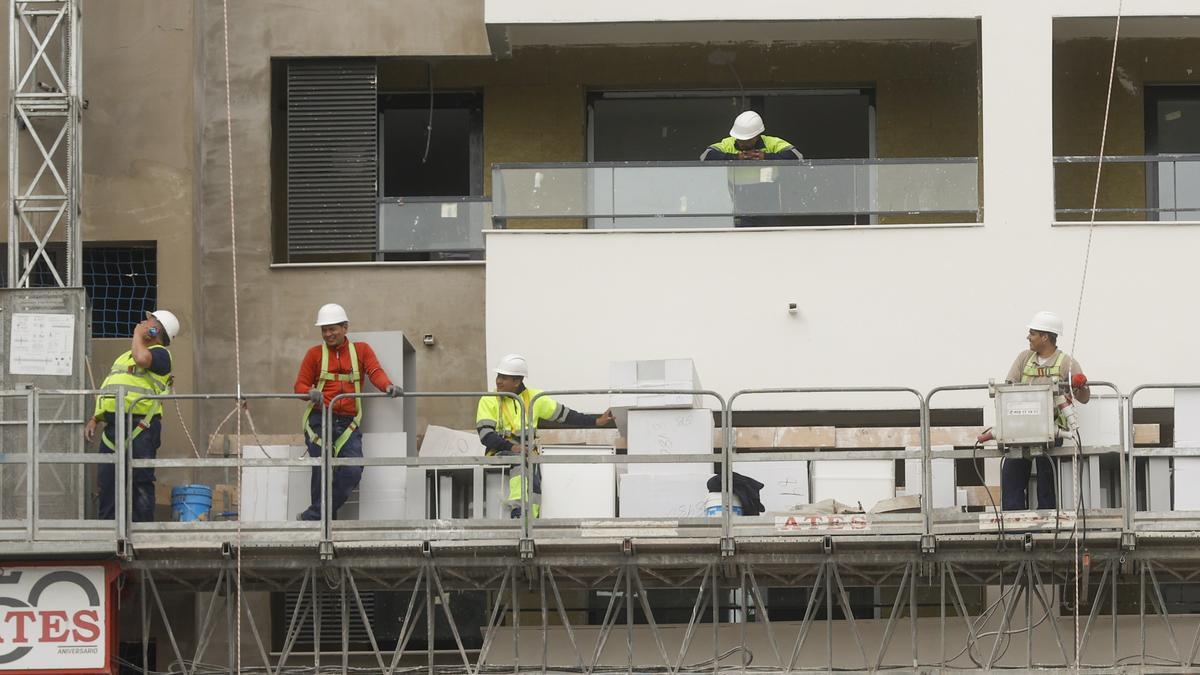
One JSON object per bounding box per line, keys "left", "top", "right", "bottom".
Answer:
{"left": 704, "top": 493, "right": 742, "bottom": 517}
{"left": 171, "top": 484, "right": 212, "bottom": 522}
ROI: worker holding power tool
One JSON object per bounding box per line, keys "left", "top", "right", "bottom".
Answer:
{"left": 476, "top": 354, "right": 613, "bottom": 519}
{"left": 980, "top": 311, "right": 1091, "bottom": 511}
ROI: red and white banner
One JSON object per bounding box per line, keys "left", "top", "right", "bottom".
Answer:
{"left": 0, "top": 563, "right": 116, "bottom": 674}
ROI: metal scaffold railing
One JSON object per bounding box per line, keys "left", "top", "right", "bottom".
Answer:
{"left": 5, "top": 382, "right": 1200, "bottom": 672}
{"left": 0, "top": 380, "right": 1187, "bottom": 549}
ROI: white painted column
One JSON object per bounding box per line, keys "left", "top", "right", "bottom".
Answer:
{"left": 979, "top": 5, "right": 1055, "bottom": 231}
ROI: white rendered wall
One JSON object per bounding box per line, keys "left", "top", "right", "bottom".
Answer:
{"left": 487, "top": 0, "right": 1194, "bottom": 27}
{"left": 485, "top": 5, "right": 1198, "bottom": 412}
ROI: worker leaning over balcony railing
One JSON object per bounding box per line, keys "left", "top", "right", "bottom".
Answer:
{"left": 294, "top": 303, "right": 401, "bottom": 521}
{"left": 84, "top": 309, "right": 181, "bottom": 522}
{"left": 700, "top": 110, "right": 803, "bottom": 227}
{"left": 700, "top": 110, "right": 803, "bottom": 163}
{"left": 978, "top": 310, "right": 1092, "bottom": 511}
{"left": 476, "top": 354, "right": 613, "bottom": 519}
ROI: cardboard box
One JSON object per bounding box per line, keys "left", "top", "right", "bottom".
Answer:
{"left": 609, "top": 358, "right": 703, "bottom": 410}
{"left": 626, "top": 408, "right": 715, "bottom": 475}
{"left": 810, "top": 460, "right": 894, "bottom": 511}
{"left": 738, "top": 460, "right": 808, "bottom": 512}
{"left": 419, "top": 425, "right": 485, "bottom": 457}
{"left": 618, "top": 473, "right": 712, "bottom": 518}
{"left": 957, "top": 485, "right": 1003, "bottom": 509}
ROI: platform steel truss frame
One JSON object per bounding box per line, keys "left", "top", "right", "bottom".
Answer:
{"left": 124, "top": 548, "right": 1200, "bottom": 675}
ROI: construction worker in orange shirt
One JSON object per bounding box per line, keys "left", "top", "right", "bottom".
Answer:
{"left": 294, "top": 303, "right": 400, "bottom": 520}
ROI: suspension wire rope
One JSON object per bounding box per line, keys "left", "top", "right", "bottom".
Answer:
{"left": 220, "top": 0, "right": 245, "bottom": 671}
{"left": 1067, "top": 1, "right": 1122, "bottom": 666}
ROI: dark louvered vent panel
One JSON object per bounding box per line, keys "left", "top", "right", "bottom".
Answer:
{"left": 283, "top": 590, "right": 376, "bottom": 647}
{"left": 286, "top": 60, "right": 378, "bottom": 255}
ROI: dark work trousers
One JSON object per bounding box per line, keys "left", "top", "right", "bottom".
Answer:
{"left": 1001, "top": 455, "right": 1057, "bottom": 511}
{"left": 300, "top": 411, "right": 364, "bottom": 521}
{"left": 98, "top": 413, "right": 161, "bottom": 522}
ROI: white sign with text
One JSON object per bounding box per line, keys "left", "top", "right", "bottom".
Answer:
{"left": 0, "top": 565, "right": 109, "bottom": 672}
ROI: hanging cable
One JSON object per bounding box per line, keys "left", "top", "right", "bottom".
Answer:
{"left": 1067, "top": 2, "right": 1122, "bottom": 664}
{"left": 175, "top": 400, "right": 200, "bottom": 458}
{"left": 1070, "top": 0, "right": 1122, "bottom": 361}
{"left": 421, "top": 61, "right": 434, "bottom": 163}
{"left": 219, "top": 0, "right": 244, "bottom": 671}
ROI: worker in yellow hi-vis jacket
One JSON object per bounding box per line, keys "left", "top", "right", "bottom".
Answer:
{"left": 85, "top": 309, "right": 181, "bottom": 522}
{"left": 476, "top": 354, "right": 613, "bottom": 519}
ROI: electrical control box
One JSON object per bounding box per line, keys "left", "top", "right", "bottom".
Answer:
{"left": 991, "top": 383, "right": 1056, "bottom": 446}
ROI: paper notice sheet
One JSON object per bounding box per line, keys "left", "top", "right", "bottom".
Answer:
{"left": 9, "top": 312, "right": 75, "bottom": 376}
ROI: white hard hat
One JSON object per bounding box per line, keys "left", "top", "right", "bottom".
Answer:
{"left": 148, "top": 310, "right": 180, "bottom": 343}
{"left": 1027, "top": 310, "right": 1063, "bottom": 336}
{"left": 729, "top": 111, "right": 765, "bottom": 141}
{"left": 495, "top": 354, "right": 528, "bottom": 377}
{"left": 314, "top": 303, "right": 349, "bottom": 327}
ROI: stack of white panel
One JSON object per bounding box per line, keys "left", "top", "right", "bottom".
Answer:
{"left": 618, "top": 473, "right": 712, "bottom": 518}
{"left": 811, "top": 460, "right": 895, "bottom": 511}
{"left": 540, "top": 445, "right": 617, "bottom": 518}
{"left": 356, "top": 432, "right": 412, "bottom": 520}
{"left": 609, "top": 358, "right": 703, "bottom": 410}
{"left": 904, "top": 452, "right": 956, "bottom": 508}
{"left": 241, "top": 445, "right": 306, "bottom": 521}
{"left": 610, "top": 358, "right": 716, "bottom": 515}
{"left": 1174, "top": 390, "right": 1200, "bottom": 510}
{"left": 626, "top": 408, "right": 715, "bottom": 475}
{"left": 740, "top": 460, "right": 809, "bottom": 512}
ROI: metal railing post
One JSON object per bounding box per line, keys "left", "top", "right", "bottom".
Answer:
{"left": 721, "top": 396, "right": 732, "bottom": 543}
{"left": 920, "top": 394, "right": 933, "bottom": 538}
{"left": 24, "top": 388, "right": 35, "bottom": 542}
{"left": 520, "top": 399, "right": 530, "bottom": 541}
{"left": 115, "top": 385, "right": 128, "bottom": 543}
{"left": 1120, "top": 392, "right": 1132, "bottom": 533}
{"left": 321, "top": 395, "right": 332, "bottom": 543}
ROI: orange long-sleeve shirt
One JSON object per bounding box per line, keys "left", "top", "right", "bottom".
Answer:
{"left": 294, "top": 341, "right": 393, "bottom": 417}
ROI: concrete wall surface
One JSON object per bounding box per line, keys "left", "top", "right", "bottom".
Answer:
{"left": 193, "top": 0, "right": 491, "bottom": 435}
{"left": 81, "top": 1, "right": 199, "bottom": 457}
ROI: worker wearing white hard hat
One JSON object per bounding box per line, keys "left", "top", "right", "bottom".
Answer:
{"left": 701, "top": 111, "right": 803, "bottom": 227}
{"left": 700, "top": 111, "right": 803, "bottom": 162}
{"left": 294, "top": 303, "right": 402, "bottom": 521}
{"left": 85, "top": 309, "right": 181, "bottom": 522}
{"left": 477, "top": 354, "right": 614, "bottom": 519}
{"left": 982, "top": 310, "right": 1091, "bottom": 512}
